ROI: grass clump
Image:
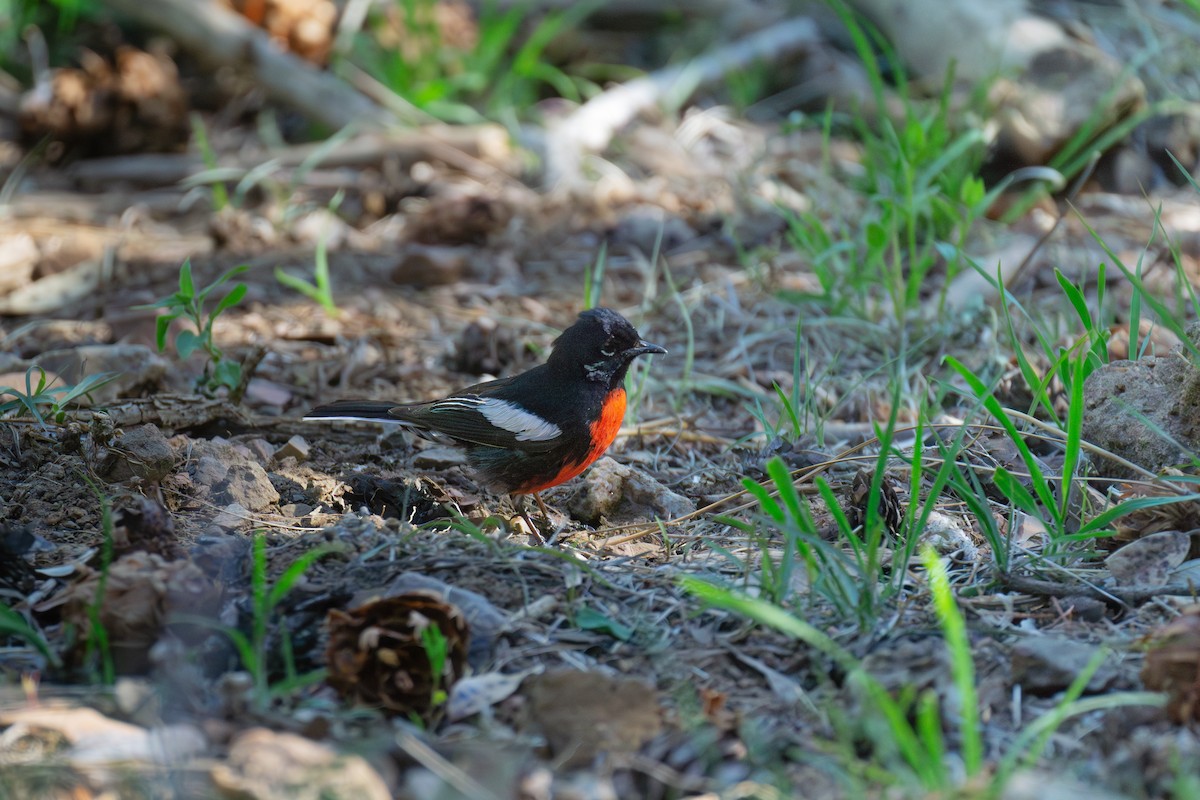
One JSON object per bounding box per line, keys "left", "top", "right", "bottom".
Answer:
{"left": 682, "top": 550, "right": 1162, "bottom": 797}
{"left": 0, "top": 366, "right": 118, "bottom": 425}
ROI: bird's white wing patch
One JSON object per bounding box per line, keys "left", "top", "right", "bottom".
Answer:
{"left": 472, "top": 398, "right": 562, "bottom": 442}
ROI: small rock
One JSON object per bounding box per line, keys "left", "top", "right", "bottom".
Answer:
{"left": 1059, "top": 596, "right": 1107, "bottom": 623}
{"left": 245, "top": 378, "right": 293, "bottom": 409}
{"left": 452, "top": 317, "right": 516, "bottom": 376}
{"left": 1010, "top": 637, "right": 1118, "bottom": 696}
{"left": 280, "top": 503, "right": 314, "bottom": 518}
{"left": 95, "top": 424, "right": 176, "bottom": 482}
{"left": 1001, "top": 771, "right": 1130, "bottom": 800}
{"left": 1082, "top": 320, "right": 1200, "bottom": 477}
{"left": 211, "top": 728, "right": 391, "bottom": 800}
{"left": 190, "top": 531, "right": 250, "bottom": 583}
{"left": 188, "top": 441, "right": 280, "bottom": 511}
{"left": 274, "top": 435, "right": 311, "bottom": 463}
{"left": 523, "top": 670, "right": 662, "bottom": 769}
{"left": 290, "top": 207, "right": 349, "bottom": 250}
{"left": 243, "top": 438, "right": 275, "bottom": 464}
{"left": 609, "top": 204, "right": 697, "bottom": 254}
{"left": 223, "top": 464, "right": 280, "bottom": 511}
{"left": 192, "top": 454, "right": 230, "bottom": 488}
{"left": 0, "top": 233, "right": 37, "bottom": 295}
{"left": 391, "top": 244, "right": 471, "bottom": 287}
{"left": 990, "top": 42, "right": 1145, "bottom": 166}
{"left": 211, "top": 502, "right": 249, "bottom": 530}
{"left": 412, "top": 446, "right": 467, "bottom": 470}
{"left": 565, "top": 457, "right": 694, "bottom": 526}
{"left": 920, "top": 510, "right": 978, "bottom": 559}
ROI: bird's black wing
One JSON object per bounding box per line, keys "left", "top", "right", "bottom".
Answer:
{"left": 391, "top": 376, "right": 565, "bottom": 453}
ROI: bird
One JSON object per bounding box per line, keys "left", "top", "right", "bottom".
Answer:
{"left": 305, "top": 307, "right": 666, "bottom": 535}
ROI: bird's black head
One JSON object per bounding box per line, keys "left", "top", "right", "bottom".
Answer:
{"left": 548, "top": 307, "right": 666, "bottom": 388}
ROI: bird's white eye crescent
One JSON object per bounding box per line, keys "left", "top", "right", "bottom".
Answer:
{"left": 600, "top": 346, "right": 615, "bottom": 357}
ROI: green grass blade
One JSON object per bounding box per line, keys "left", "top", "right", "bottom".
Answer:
{"left": 924, "top": 547, "right": 982, "bottom": 776}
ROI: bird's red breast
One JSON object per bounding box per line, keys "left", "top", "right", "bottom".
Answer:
{"left": 511, "top": 388, "right": 626, "bottom": 495}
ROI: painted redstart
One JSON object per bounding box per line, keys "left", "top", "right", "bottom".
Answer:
{"left": 305, "top": 307, "right": 666, "bottom": 530}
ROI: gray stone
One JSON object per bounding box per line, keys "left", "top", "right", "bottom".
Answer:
{"left": 1010, "top": 637, "right": 1118, "bottom": 696}
{"left": 1106, "top": 531, "right": 1190, "bottom": 587}
{"left": 243, "top": 438, "right": 275, "bottom": 464}
{"left": 280, "top": 503, "right": 314, "bottom": 518}
{"left": 210, "top": 503, "right": 249, "bottom": 530}
{"left": 193, "top": 454, "right": 230, "bottom": 488}
{"left": 610, "top": 205, "right": 697, "bottom": 255}
{"left": 96, "top": 424, "right": 176, "bottom": 482}
{"left": 565, "top": 456, "right": 694, "bottom": 526}
{"left": 1082, "top": 320, "right": 1200, "bottom": 477}
{"left": 188, "top": 440, "right": 279, "bottom": 512}
{"left": 222, "top": 464, "right": 280, "bottom": 511}
{"left": 273, "top": 435, "right": 311, "bottom": 463}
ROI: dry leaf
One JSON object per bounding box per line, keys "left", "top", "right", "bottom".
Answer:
{"left": 211, "top": 727, "right": 390, "bottom": 800}
{"left": 1106, "top": 530, "right": 1191, "bottom": 587}
{"left": 446, "top": 668, "right": 540, "bottom": 722}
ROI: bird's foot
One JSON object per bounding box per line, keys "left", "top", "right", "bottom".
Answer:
{"left": 508, "top": 511, "right": 547, "bottom": 544}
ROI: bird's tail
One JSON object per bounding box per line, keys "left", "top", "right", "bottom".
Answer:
{"left": 304, "top": 400, "right": 399, "bottom": 422}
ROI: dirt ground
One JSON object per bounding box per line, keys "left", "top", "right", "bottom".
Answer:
{"left": 5, "top": 2, "right": 1200, "bottom": 799}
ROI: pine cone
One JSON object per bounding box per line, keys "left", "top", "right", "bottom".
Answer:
{"left": 325, "top": 591, "right": 469, "bottom": 718}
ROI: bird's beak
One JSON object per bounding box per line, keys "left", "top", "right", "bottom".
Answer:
{"left": 630, "top": 339, "right": 667, "bottom": 356}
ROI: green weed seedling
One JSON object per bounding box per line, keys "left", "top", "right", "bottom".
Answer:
{"left": 731, "top": 456, "right": 866, "bottom": 618}
{"left": 275, "top": 190, "right": 344, "bottom": 317}
{"left": 735, "top": 388, "right": 931, "bottom": 630}
{"left": 582, "top": 241, "right": 607, "bottom": 310}
{"left": 189, "top": 113, "right": 230, "bottom": 211}
{"left": 180, "top": 533, "right": 336, "bottom": 711}
{"left": 138, "top": 260, "right": 249, "bottom": 394}
{"left": 0, "top": 366, "right": 118, "bottom": 425}
{"left": 946, "top": 354, "right": 1088, "bottom": 549}
{"left": 1078, "top": 205, "right": 1200, "bottom": 366}
{"left": 824, "top": 0, "right": 991, "bottom": 322}
{"left": 419, "top": 623, "right": 450, "bottom": 710}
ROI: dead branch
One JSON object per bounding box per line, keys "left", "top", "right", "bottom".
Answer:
{"left": 1002, "top": 572, "right": 1200, "bottom": 608}
{"left": 544, "top": 17, "right": 820, "bottom": 185}
{"left": 65, "top": 126, "right": 513, "bottom": 188}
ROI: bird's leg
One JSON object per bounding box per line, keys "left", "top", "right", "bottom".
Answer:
{"left": 514, "top": 494, "right": 546, "bottom": 544}
{"left": 532, "top": 492, "right": 552, "bottom": 523}
{"left": 532, "top": 492, "right": 567, "bottom": 546}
